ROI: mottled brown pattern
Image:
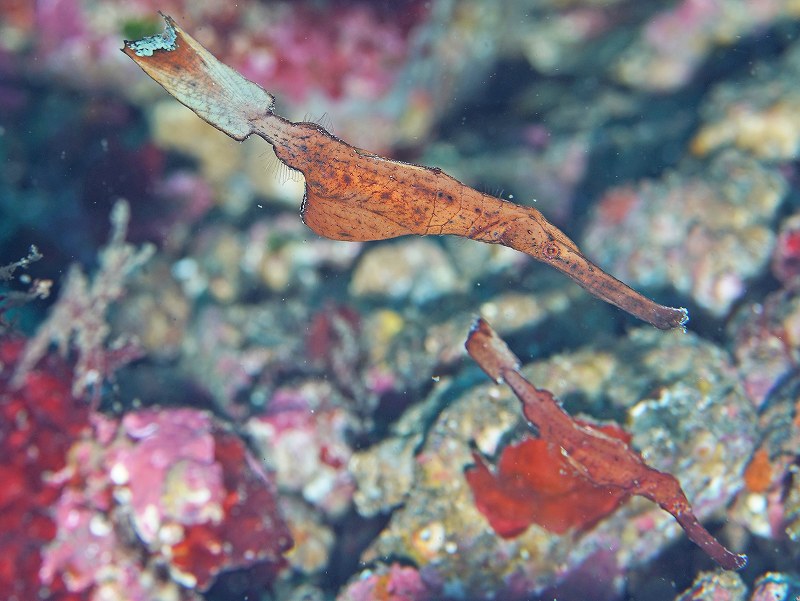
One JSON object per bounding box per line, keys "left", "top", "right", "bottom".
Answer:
{"left": 123, "top": 14, "right": 687, "bottom": 330}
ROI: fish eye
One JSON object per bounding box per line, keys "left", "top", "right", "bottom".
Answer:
{"left": 543, "top": 242, "right": 560, "bottom": 260}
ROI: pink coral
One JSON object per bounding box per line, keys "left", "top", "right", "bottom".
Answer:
{"left": 41, "top": 407, "right": 292, "bottom": 595}
{"left": 106, "top": 409, "right": 226, "bottom": 546}
{"left": 338, "top": 563, "right": 431, "bottom": 601}
{"left": 39, "top": 488, "right": 169, "bottom": 600}
{"left": 730, "top": 295, "right": 799, "bottom": 408}
{"left": 247, "top": 384, "right": 356, "bottom": 518}
{"left": 237, "top": 3, "right": 413, "bottom": 104}
{"left": 19, "top": 0, "right": 426, "bottom": 111}
{"left": 728, "top": 212, "right": 800, "bottom": 407}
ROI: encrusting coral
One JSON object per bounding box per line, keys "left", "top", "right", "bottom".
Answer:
{"left": 0, "top": 205, "right": 294, "bottom": 599}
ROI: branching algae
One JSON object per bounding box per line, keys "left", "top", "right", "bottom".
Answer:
{"left": 122, "top": 14, "right": 687, "bottom": 331}
{"left": 465, "top": 318, "right": 746, "bottom": 570}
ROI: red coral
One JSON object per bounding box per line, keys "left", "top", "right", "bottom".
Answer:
{"left": 306, "top": 304, "right": 361, "bottom": 364}
{"left": 466, "top": 425, "right": 631, "bottom": 536}
{"left": 170, "top": 429, "right": 293, "bottom": 590}
{"left": 0, "top": 338, "right": 89, "bottom": 601}
{"left": 772, "top": 213, "right": 800, "bottom": 285}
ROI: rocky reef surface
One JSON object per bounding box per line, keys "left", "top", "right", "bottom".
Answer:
{"left": 2, "top": 1, "right": 800, "bottom": 600}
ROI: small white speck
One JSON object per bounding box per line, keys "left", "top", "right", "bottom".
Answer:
{"left": 158, "top": 522, "right": 185, "bottom": 545}
{"left": 112, "top": 487, "right": 132, "bottom": 504}
{"left": 172, "top": 570, "right": 197, "bottom": 589}
{"left": 140, "top": 504, "right": 161, "bottom": 538}
{"left": 746, "top": 493, "right": 767, "bottom": 513}
{"left": 66, "top": 509, "right": 81, "bottom": 528}
{"left": 89, "top": 515, "right": 111, "bottom": 537}
{"left": 109, "top": 462, "right": 130, "bottom": 485}
{"left": 172, "top": 257, "right": 198, "bottom": 280}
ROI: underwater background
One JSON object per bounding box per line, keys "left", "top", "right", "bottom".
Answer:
{"left": 2, "top": 0, "right": 800, "bottom": 599}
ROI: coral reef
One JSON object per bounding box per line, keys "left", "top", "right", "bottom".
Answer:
{"left": 357, "top": 328, "right": 756, "bottom": 598}
{"left": 0, "top": 206, "right": 293, "bottom": 599}
{"left": 675, "top": 570, "right": 748, "bottom": 601}
{"left": 0, "top": 338, "right": 88, "bottom": 601}
{"left": 5, "top": 0, "right": 800, "bottom": 599}
{"left": 40, "top": 408, "right": 292, "bottom": 596}
{"left": 337, "top": 563, "right": 430, "bottom": 601}
{"left": 11, "top": 201, "right": 154, "bottom": 400}
{"left": 349, "top": 239, "right": 464, "bottom": 304}
{"left": 246, "top": 383, "right": 356, "bottom": 519}
{"left": 583, "top": 151, "right": 786, "bottom": 316}
{"left": 615, "top": 0, "right": 800, "bottom": 91}
{"left": 692, "top": 41, "right": 800, "bottom": 161}
{"left": 676, "top": 571, "right": 800, "bottom": 601}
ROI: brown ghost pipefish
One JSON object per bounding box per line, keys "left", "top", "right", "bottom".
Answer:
{"left": 122, "top": 14, "right": 688, "bottom": 331}
{"left": 465, "top": 317, "right": 746, "bottom": 570}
